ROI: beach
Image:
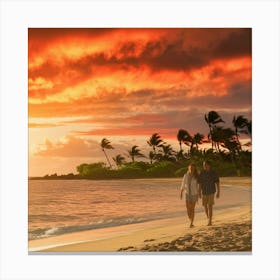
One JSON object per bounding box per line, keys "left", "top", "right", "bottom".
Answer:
{"left": 29, "top": 177, "right": 251, "bottom": 253}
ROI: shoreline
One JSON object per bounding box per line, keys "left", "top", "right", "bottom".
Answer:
{"left": 29, "top": 176, "right": 252, "bottom": 182}
{"left": 29, "top": 205, "right": 251, "bottom": 252}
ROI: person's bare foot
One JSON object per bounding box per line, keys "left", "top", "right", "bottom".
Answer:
{"left": 189, "top": 224, "right": 194, "bottom": 228}
{"left": 207, "top": 221, "right": 212, "bottom": 226}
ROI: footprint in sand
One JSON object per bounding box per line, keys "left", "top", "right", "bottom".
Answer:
{"left": 144, "top": 239, "right": 155, "bottom": 242}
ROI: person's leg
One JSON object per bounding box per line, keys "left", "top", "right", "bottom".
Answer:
{"left": 186, "top": 200, "right": 191, "bottom": 219}
{"left": 189, "top": 201, "right": 196, "bottom": 227}
{"left": 208, "top": 205, "right": 213, "bottom": 226}
{"left": 207, "top": 194, "right": 215, "bottom": 226}
{"left": 202, "top": 195, "right": 209, "bottom": 219}
{"left": 204, "top": 205, "right": 209, "bottom": 218}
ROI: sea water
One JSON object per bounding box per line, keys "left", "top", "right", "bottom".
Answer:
{"left": 28, "top": 178, "right": 251, "bottom": 240}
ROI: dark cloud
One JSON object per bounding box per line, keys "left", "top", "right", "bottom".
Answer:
{"left": 213, "top": 29, "right": 252, "bottom": 58}
{"left": 28, "top": 28, "right": 117, "bottom": 43}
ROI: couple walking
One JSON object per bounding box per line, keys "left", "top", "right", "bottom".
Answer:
{"left": 180, "top": 161, "right": 220, "bottom": 227}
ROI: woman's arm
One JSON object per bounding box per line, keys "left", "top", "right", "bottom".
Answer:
{"left": 180, "top": 174, "right": 186, "bottom": 199}
{"left": 180, "top": 188, "right": 184, "bottom": 200}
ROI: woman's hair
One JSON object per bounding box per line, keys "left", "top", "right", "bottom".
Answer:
{"left": 188, "top": 163, "right": 199, "bottom": 179}
{"left": 203, "top": 160, "right": 211, "bottom": 166}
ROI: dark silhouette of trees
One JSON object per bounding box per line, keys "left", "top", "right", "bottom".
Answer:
{"left": 158, "top": 144, "right": 176, "bottom": 161}
{"left": 112, "top": 154, "right": 126, "bottom": 167}
{"left": 100, "top": 138, "right": 114, "bottom": 168}
{"left": 128, "top": 145, "right": 145, "bottom": 162}
{"left": 148, "top": 151, "right": 156, "bottom": 164}
{"left": 192, "top": 133, "right": 204, "bottom": 150}
{"left": 147, "top": 133, "right": 163, "bottom": 154}
{"left": 205, "top": 111, "right": 225, "bottom": 149}
{"left": 177, "top": 129, "right": 189, "bottom": 152}
{"left": 232, "top": 115, "right": 248, "bottom": 150}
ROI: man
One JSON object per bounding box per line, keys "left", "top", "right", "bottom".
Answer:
{"left": 198, "top": 161, "right": 220, "bottom": 226}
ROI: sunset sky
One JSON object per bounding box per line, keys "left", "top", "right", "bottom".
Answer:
{"left": 28, "top": 28, "right": 252, "bottom": 176}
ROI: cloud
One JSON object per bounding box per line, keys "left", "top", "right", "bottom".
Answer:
{"left": 74, "top": 127, "right": 179, "bottom": 139}
{"left": 28, "top": 28, "right": 252, "bottom": 101}
{"left": 29, "top": 122, "right": 63, "bottom": 128}
{"left": 213, "top": 29, "right": 252, "bottom": 58}
{"left": 35, "top": 136, "right": 103, "bottom": 157}
{"left": 71, "top": 106, "right": 251, "bottom": 140}
{"left": 33, "top": 135, "right": 154, "bottom": 162}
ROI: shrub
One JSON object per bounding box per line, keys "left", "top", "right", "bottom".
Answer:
{"left": 146, "top": 161, "right": 176, "bottom": 177}
{"left": 174, "top": 167, "right": 187, "bottom": 177}
{"left": 117, "top": 166, "right": 144, "bottom": 178}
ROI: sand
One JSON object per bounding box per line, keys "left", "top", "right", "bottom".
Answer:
{"left": 118, "top": 209, "right": 251, "bottom": 252}
{"left": 29, "top": 177, "right": 252, "bottom": 253}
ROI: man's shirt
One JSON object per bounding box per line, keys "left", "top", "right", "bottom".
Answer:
{"left": 198, "top": 170, "right": 219, "bottom": 195}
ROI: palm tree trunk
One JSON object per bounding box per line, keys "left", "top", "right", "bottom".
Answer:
{"left": 235, "top": 132, "right": 242, "bottom": 152}
{"left": 103, "top": 149, "right": 112, "bottom": 168}
{"left": 209, "top": 125, "right": 213, "bottom": 149}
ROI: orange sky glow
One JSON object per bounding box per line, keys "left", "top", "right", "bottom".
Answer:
{"left": 28, "top": 28, "right": 252, "bottom": 176}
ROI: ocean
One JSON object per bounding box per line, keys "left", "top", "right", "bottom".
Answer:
{"left": 28, "top": 178, "right": 251, "bottom": 240}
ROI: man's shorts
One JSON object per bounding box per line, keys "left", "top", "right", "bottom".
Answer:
{"left": 202, "top": 193, "right": 215, "bottom": 206}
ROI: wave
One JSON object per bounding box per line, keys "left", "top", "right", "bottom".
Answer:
{"left": 28, "top": 211, "right": 187, "bottom": 240}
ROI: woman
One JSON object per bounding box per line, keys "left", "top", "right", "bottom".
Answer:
{"left": 180, "top": 164, "right": 199, "bottom": 228}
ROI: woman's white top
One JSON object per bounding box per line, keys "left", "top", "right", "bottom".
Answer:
{"left": 181, "top": 172, "right": 199, "bottom": 196}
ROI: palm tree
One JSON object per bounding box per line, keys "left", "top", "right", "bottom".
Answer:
{"left": 240, "top": 119, "right": 252, "bottom": 148}
{"left": 127, "top": 145, "right": 145, "bottom": 162}
{"left": 177, "top": 129, "right": 192, "bottom": 152}
{"left": 177, "top": 129, "right": 188, "bottom": 152}
{"left": 175, "top": 150, "right": 185, "bottom": 161}
{"left": 100, "top": 138, "right": 114, "bottom": 168}
{"left": 160, "top": 144, "right": 176, "bottom": 161}
{"left": 205, "top": 111, "right": 224, "bottom": 149}
{"left": 112, "top": 154, "right": 126, "bottom": 168}
{"left": 232, "top": 115, "right": 248, "bottom": 150}
{"left": 147, "top": 133, "right": 163, "bottom": 154}
{"left": 211, "top": 127, "right": 235, "bottom": 153}
{"left": 148, "top": 151, "right": 156, "bottom": 164}
{"left": 240, "top": 119, "right": 252, "bottom": 138}
{"left": 221, "top": 139, "right": 240, "bottom": 174}
{"left": 246, "top": 120, "right": 252, "bottom": 138}
{"left": 192, "top": 133, "right": 204, "bottom": 150}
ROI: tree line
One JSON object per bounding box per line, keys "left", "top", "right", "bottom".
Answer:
{"left": 75, "top": 111, "right": 251, "bottom": 179}
{"left": 36, "top": 111, "right": 251, "bottom": 180}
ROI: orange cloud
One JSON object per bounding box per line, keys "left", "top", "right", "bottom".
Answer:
{"left": 29, "top": 122, "right": 63, "bottom": 128}
{"left": 35, "top": 136, "right": 103, "bottom": 157}
{"left": 29, "top": 28, "right": 251, "bottom": 101}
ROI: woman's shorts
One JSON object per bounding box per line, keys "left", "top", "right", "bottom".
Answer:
{"left": 202, "top": 194, "right": 215, "bottom": 206}
{"left": 185, "top": 194, "right": 198, "bottom": 202}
